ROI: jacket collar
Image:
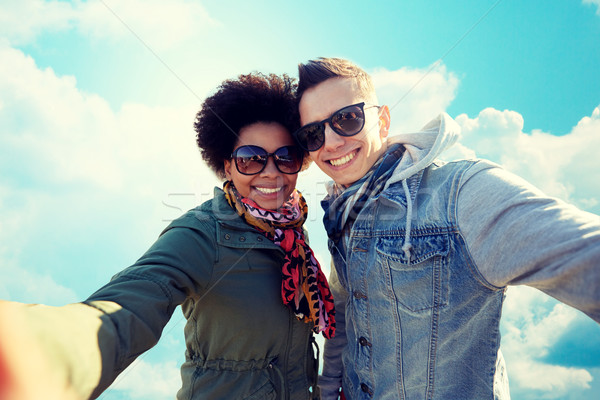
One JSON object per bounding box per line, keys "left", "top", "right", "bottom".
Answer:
{"left": 207, "top": 186, "right": 253, "bottom": 231}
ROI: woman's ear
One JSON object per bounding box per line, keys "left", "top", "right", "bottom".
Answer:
{"left": 223, "top": 159, "right": 233, "bottom": 180}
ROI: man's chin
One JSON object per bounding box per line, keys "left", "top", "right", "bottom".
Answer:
{"left": 328, "top": 171, "right": 359, "bottom": 188}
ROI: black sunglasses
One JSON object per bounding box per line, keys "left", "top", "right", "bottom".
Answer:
{"left": 231, "top": 145, "right": 304, "bottom": 175}
{"left": 293, "top": 102, "right": 380, "bottom": 151}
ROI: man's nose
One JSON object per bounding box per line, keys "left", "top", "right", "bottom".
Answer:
{"left": 322, "top": 124, "right": 345, "bottom": 151}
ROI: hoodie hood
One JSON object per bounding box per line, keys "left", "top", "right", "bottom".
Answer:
{"left": 383, "top": 112, "right": 460, "bottom": 190}
{"left": 382, "top": 112, "right": 460, "bottom": 259}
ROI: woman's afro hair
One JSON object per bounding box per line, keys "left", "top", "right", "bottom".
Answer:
{"left": 194, "top": 72, "right": 302, "bottom": 179}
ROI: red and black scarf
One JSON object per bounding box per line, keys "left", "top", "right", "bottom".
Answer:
{"left": 223, "top": 181, "right": 335, "bottom": 339}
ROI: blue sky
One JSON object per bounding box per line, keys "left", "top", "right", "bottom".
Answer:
{"left": 1, "top": 1, "right": 599, "bottom": 399}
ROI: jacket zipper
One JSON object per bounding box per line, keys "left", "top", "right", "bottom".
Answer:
{"left": 282, "top": 311, "right": 292, "bottom": 400}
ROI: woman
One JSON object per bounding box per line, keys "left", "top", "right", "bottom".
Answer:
{"left": 0, "top": 73, "right": 334, "bottom": 400}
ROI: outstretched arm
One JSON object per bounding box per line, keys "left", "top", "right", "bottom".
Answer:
{"left": 0, "top": 221, "right": 216, "bottom": 399}
{"left": 0, "top": 300, "right": 104, "bottom": 400}
{"left": 457, "top": 161, "right": 600, "bottom": 322}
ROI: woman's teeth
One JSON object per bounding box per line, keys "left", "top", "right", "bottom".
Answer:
{"left": 329, "top": 150, "right": 356, "bottom": 167}
{"left": 256, "top": 187, "right": 281, "bottom": 194}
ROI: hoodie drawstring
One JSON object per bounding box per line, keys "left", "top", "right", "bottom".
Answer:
{"left": 401, "top": 179, "right": 413, "bottom": 260}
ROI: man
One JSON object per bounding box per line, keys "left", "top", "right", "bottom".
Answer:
{"left": 294, "top": 57, "right": 600, "bottom": 400}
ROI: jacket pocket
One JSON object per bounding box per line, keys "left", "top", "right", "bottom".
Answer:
{"left": 243, "top": 376, "right": 277, "bottom": 400}
{"left": 376, "top": 232, "right": 449, "bottom": 312}
{"left": 180, "top": 361, "right": 278, "bottom": 400}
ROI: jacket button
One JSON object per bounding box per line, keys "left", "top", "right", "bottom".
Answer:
{"left": 359, "top": 337, "right": 371, "bottom": 347}
{"left": 361, "top": 383, "right": 371, "bottom": 394}
{"left": 239, "top": 236, "right": 246, "bottom": 242}
{"left": 353, "top": 290, "right": 367, "bottom": 299}
{"left": 224, "top": 234, "right": 231, "bottom": 240}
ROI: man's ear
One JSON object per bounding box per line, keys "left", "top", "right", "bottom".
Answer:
{"left": 378, "top": 105, "right": 391, "bottom": 139}
{"left": 223, "top": 159, "right": 233, "bottom": 180}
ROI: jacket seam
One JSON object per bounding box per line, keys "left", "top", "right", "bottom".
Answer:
{"left": 452, "top": 161, "right": 505, "bottom": 291}
{"left": 116, "top": 271, "right": 175, "bottom": 304}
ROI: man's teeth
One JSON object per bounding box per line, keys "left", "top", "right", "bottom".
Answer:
{"left": 256, "top": 187, "right": 281, "bottom": 194}
{"left": 329, "top": 151, "right": 356, "bottom": 167}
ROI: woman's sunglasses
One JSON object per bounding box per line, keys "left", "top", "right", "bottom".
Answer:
{"left": 293, "top": 102, "right": 380, "bottom": 152}
{"left": 231, "top": 145, "right": 304, "bottom": 175}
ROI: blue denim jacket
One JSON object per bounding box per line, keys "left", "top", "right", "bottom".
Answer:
{"left": 327, "top": 159, "right": 509, "bottom": 399}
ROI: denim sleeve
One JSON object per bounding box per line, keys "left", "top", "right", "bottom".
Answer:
{"left": 319, "top": 262, "right": 349, "bottom": 400}
{"left": 457, "top": 161, "right": 600, "bottom": 323}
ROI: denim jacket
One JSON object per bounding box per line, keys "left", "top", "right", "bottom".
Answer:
{"left": 319, "top": 114, "right": 600, "bottom": 400}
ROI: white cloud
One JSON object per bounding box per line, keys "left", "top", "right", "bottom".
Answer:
{"left": 0, "top": 0, "right": 75, "bottom": 45}
{"left": 0, "top": 44, "right": 122, "bottom": 189}
{"left": 583, "top": 0, "right": 600, "bottom": 15}
{"left": 371, "top": 62, "right": 459, "bottom": 134}
{"left": 0, "top": 42, "right": 211, "bottom": 190}
{"left": 106, "top": 359, "right": 181, "bottom": 399}
{"left": 0, "top": 42, "right": 218, "bottom": 303}
{"left": 76, "top": 0, "right": 218, "bottom": 50}
{"left": 501, "top": 287, "right": 594, "bottom": 397}
{"left": 509, "top": 358, "right": 592, "bottom": 394}
{"left": 447, "top": 106, "right": 600, "bottom": 213}
{"left": 0, "top": 0, "right": 217, "bottom": 49}
{"left": 0, "top": 258, "right": 78, "bottom": 305}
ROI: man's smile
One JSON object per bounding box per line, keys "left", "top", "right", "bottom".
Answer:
{"left": 328, "top": 148, "right": 359, "bottom": 167}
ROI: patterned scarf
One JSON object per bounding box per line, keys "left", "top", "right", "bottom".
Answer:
{"left": 223, "top": 181, "right": 336, "bottom": 339}
{"left": 322, "top": 143, "right": 405, "bottom": 244}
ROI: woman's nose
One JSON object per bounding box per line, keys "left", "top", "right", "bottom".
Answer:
{"left": 259, "top": 156, "right": 279, "bottom": 176}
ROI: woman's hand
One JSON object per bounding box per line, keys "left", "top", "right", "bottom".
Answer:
{"left": 0, "top": 300, "right": 81, "bottom": 400}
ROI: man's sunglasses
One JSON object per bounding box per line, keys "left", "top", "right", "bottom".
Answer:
{"left": 231, "top": 145, "right": 304, "bottom": 175}
{"left": 293, "top": 102, "right": 380, "bottom": 152}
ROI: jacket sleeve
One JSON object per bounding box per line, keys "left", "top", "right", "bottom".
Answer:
{"left": 319, "top": 262, "right": 349, "bottom": 400}
{"left": 0, "top": 218, "right": 217, "bottom": 400}
{"left": 456, "top": 161, "right": 600, "bottom": 323}
{"left": 0, "top": 300, "right": 106, "bottom": 400}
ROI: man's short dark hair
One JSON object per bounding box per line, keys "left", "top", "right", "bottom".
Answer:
{"left": 297, "top": 57, "right": 375, "bottom": 100}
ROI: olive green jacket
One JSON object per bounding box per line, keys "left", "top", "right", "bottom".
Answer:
{"left": 19, "top": 188, "right": 320, "bottom": 399}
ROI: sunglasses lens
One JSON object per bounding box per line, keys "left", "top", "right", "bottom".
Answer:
{"left": 331, "top": 105, "right": 365, "bottom": 136}
{"left": 232, "top": 145, "right": 302, "bottom": 175}
{"left": 295, "top": 124, "right": 325, "bottom": 151}
{"left": 274, "top": 146, "right": 303, "bottom": 173}
{"left": 233, "top": 146, "right": 267, "bottom": 175}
